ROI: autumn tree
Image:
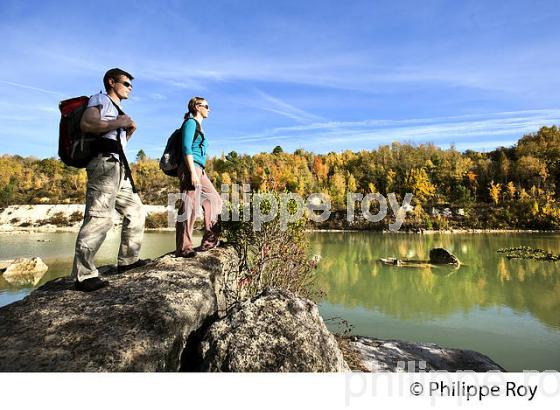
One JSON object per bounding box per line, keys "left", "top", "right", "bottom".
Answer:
{"left": 329, "top": 172, "right": 346, "bottom": 209}
{"left": 403, "top": 168, "right": 436, "bottom": 204}
{"left": 506, "top": 181, "right": 516, "bottom": 201}
{"left": 489, "top": 181, "right": 502, "bottom": 206}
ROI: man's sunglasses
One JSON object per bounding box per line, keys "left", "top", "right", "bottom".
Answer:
{"left": 116, "top": 80, "right": 133, "bottom": 89}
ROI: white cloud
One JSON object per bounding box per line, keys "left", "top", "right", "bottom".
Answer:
{"left": 232, "top": 109, "right": 560, "bottom": 152}
{"left": 0, "top": 80, "right": 63, "bottom": 96}
{"left": 246, "top": 90, "right": 325, "bottom": 124}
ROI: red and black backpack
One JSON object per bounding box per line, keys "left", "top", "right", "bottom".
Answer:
{"left": 58, "top": 96, "right": 97, "bottom": 168}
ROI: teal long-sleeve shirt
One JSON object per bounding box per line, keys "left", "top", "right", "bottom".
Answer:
{"left": 182, "top": 118, "right": 207, "bottom": 167}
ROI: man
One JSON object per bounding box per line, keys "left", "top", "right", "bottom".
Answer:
{"left": 72, "top": 68, "right": 147, "bottom": 292}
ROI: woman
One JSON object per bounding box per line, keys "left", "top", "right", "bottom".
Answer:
{"left": 176, "top": 96, "right": 222, "bottom": 258}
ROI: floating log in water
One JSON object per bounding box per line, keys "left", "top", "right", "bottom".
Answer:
{"left": 378, "top": 258, "right": 436, "bottom": 269}
{"left": 379, "top": 248, "right": 461, "bottom": 268}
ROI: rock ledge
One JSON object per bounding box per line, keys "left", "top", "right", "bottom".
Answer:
{"left": 0, "top": 248, "right": 237, "bottom": 371}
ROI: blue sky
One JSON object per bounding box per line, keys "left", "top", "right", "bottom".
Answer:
{"left": 1, "top": 0, "right": 559, "bottom": 158}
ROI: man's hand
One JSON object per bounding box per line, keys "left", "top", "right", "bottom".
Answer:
{"left": 125, "top": 119, "right": 137, "bottom": 139}
{"left": 81, "top": 107, "right": 136, "bottom": 135}
{"left": 116, "top": 114, "right": 134, "bottom": 128}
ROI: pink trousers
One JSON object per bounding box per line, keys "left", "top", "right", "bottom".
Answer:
{"left": 175, "top": 163, "right": 222, "bottom": 253}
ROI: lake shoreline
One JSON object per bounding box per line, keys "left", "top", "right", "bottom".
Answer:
{"left": 1, "top": 204, "right": 558, "bottom": 234}
{"left": 0, "top": 226, "right": 557, "bottom": 235}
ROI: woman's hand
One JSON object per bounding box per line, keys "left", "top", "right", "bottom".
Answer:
{"left": 191, "top": 172, "right": 201, "bottom": 187}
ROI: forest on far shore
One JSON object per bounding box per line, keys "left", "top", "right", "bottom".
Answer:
{"left": 1, "top": 126, "right": 559, "bottom": 230}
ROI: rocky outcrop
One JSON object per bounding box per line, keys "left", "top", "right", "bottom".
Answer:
{"left": 0, "top": 248, "right": 238, "bottom": 371}
{"left": 198, "top": 288, "right": 349, "bottom": 372}
{"left": 1, "top": 257, "right": 48, "bottom": 286}
{"left": 342, "top": 336, "right": 505, "bottom": 372}
{"left": 429, "top": 248, "right": 460, "bottom": 265}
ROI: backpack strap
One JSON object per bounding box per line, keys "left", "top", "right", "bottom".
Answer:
{"left": 108, "top": 98, "right": 137, "bottom": 193}
{"left": 185, "top": 117, "right": 205, "bottom": 151}
{"left": 185, "top": 117, "right": 202, "bottom": 134}
{"left": 177, "top": 119, "right": 188, "bottom": 154}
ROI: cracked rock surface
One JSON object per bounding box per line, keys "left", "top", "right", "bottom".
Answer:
{"left": 199, "top": 288, "right": 350, "bottom": 372}
{"left": 0, "top": 248, "right": 237, "bottom": 371}
{"left": 346, "top": 336, "right": 505, "bottom": 372}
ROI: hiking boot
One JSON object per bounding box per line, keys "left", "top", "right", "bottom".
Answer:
{"left": 117, "top": 258, "right": 150, "bottom": 274}
{"left": 75, "top": 277, "right": 109, "bottom": 292}
{"left": 175, "top": 250, "right": 197, "bottom": 258}
{"left": 197, "top": 240, "right": 220, "bottom": 252}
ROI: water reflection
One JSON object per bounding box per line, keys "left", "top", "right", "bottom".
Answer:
{"left": 311, "top": 232, "right": 560, "bottom": 330}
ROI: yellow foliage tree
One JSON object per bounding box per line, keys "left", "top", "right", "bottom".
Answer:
{"left": 221, "top": 172, "right": 232, "bottom": 185}
{"left": 347, "top": 174, "right": 357, "bottom": 193}
{"left": 329, "top": 172, "right": 346, "bottom": 209}
{"left": 403, "top": 168, "right": 436, "bottom": 204}
{"left": 531, "top": 201, "right": 539, "bottom": 216}
{"left": 506, "top": 181, "right": 516, "bottom": 201}
{"left": 489, "top": 181, "right": 502, "bottom": 205}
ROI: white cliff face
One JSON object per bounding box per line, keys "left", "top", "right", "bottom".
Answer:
{"left": 0, "top": 204, "right": 85, "bottom": 229}
{"left": 0, "top": 204, "right": 168, "bottom": 232}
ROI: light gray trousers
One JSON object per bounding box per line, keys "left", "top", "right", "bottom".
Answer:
{"left": 72, "top": 155, "right": 145, "bottom": 281}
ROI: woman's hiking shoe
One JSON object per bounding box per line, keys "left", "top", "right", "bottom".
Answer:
{"left": 175, "top": 250, "right": 197, "bottom": 258}
{"left": 75, "top": 277, "right": 109, "bottom": 292}
{"left": 197, "top": 241, "right": 220, "bottom": 252}
{"left": 117, "top": 259, "right": 150, "bottom": 274}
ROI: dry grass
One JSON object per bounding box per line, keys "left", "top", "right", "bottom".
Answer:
{"left": 335, "top": 335, "right": 369, "bottom": 372}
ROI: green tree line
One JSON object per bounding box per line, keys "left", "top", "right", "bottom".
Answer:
{"left": 1, "top": 126, "right": 559, "bottom": 228}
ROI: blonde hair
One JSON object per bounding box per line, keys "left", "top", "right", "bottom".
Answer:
{"left": 185, "top": 96, "right": 206, "bottom": 119}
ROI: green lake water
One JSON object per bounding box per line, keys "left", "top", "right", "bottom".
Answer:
{"left": 1, "top": 231, "right": 559, "bottom": 371}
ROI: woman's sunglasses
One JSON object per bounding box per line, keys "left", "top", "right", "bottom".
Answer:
{"left": 197, "top": 104, "right": 209, "bottom": 109}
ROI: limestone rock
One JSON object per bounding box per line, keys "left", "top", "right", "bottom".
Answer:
{"left": 347, "top": 336, "right": 505, "bottom": 372}
{"left": 1, "top": 257, "right": 48, "bottom": 286}
{"left": 198, "top": 288, "right": 350, "bottom": 372}
{"left": 0, "top": 259, "right": 15, "bottom": 271}
{"left": 0, "top": 247, "right": 238, "bottom": 371}
{"left": 429, "top": 248, "right": 460, "bottom": 265}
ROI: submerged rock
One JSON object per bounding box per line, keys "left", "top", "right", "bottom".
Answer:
{"left": 429, "top": 248, "right": 460, "bottom": 265}
{"left": 343, "top": 336, "right": 505, "bottom": 372}
{"left": 1, "top": 257, "right": 48, "bottom": 286}
{"left": 198, "top": 288, "right": 350, "bottom": 372}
